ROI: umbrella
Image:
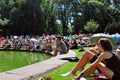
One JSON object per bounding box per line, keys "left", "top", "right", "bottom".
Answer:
{"left": 90, "top": 33, "right": 117, "bottom": 46}
{"left": 111, "top": 34, "right": 120, "bottom": 42}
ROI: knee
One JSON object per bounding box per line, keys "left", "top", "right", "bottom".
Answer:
{"left": 83, "top": 51, "right": 89, "bottom": 57}
{"left": 83, "top": 51, "right": 95, "bottom": 59}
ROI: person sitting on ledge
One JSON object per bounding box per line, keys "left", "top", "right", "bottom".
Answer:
{"left": 53, "top": 36, "right": 68, "bottom": 56}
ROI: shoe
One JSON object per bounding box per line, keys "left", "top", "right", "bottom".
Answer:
{"left": 61, "top": 71, "right": 73, "bottom": 76}
{"left": 79, "top": 77, "right": 86, "bottom": 80}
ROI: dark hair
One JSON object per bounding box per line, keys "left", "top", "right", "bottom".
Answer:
{"left": 99, "top": 38, "right": 113, "bottom": 51}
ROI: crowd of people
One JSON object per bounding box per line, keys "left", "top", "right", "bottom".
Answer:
{"left": 0, "top": 34, "right": 93, "bottom": 56}
{"left": 1, "top": 33, "right": 120, "bottom": 80}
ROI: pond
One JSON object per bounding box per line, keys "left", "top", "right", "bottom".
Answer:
{"left": 0, "top": 50, "right": 52, "bottom": 72}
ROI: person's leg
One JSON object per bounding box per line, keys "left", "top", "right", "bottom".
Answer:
{"left": 71, "top": 50, "right": 96, "bottom": 75}
{"left": 97, "top": 63, "right": 113, "bottom": 79}
{"left": 53, "top": 48, "right": 59, "bottom": 56}
{"left": 61, "top": 48, "right": 98, "bottom": 76}
{"left": 82, "top": 62, "right": 113, "bottom": 79}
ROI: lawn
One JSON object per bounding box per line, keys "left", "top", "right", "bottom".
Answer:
{"left": 34, "top": 47, "right": 94, "bottom": 80}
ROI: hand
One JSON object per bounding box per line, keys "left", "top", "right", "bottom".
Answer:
{"left": 72, "top": 73, "right": 84, "bottom": 80}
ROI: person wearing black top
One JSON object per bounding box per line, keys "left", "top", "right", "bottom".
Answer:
{"left": 70, "top": 38, "right": 78, "bottom": 49}
{"left": 74, "top": 38, "right": 120, "bottom": 80}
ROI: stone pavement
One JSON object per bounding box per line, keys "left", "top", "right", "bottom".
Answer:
{"left": 0, "top": 50, "right": 76, "bottom": 80}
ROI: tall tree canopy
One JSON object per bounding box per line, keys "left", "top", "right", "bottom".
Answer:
{"left": 0, "top": 0, "right": 120, "bottom": 35}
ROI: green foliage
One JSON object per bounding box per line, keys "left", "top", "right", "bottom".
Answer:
{"left": 55, "top": 21, "right": 62, "bottom": 34}
{"left": 9, "top": 0, "right": 45, "bottom": 35}
{"left": 84, "top": 19, "right": 99, "bottom": 33}
{"left": 9, "top": 0, "right": 15, "bottom": 5}
{"left": 88, "top": 0, "right": 104, "bottom": 6}
{"left": 0, "top": 18, "right": 10, "bottom": 26}
{"left": 41, "top": 0, "right": 58, "bottom": 34}
{"left": 0, "top": 0, "right": 120, "bottom": 35}
{"left": 81, "top": 0, "right": 115, "bottom": 33}
{"left": 105, "top": 21, "right": 120, "bottom": 34}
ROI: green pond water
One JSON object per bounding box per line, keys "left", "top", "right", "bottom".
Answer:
{"left": 0, "top": 50, "right": 52, "bottom": 72}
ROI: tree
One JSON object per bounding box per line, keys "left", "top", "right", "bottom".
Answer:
{"left": 10, "top": 0, "right": 44, "bottom": 35}
{"left": 105, "top": 21, "right": 120, "bottom": 34}
{"left": 113, "top": 0, "right": 120, "bottom": 10}
{"left": 0, "top": 18, "right": 10, "bottom": 26}
{"left": 0, "top": 0, "right": 119, "bottom": 35}
{"left": 55, "top": 0, "right": 72, "bottom": 35}
{"left": 41, "top": 0, "right": 58, "bottom": 34}
{"left": 84, "top": 19, "right": 99, "bottom": 34}
{"left": 80, "top": 0, "right": 113, "bottom": 33}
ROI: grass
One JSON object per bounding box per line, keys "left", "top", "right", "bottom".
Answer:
{"left": 34, "top": 47, "right": 94, "bottom": 80}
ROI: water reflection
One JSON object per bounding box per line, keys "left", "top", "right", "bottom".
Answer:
{"left": 0, "top": 51, "right": 51, "bottom": 72}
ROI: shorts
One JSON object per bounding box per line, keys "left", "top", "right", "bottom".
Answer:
{"left": 90, "top": 55, "right": 98, "bottom": 63}
{"left": 90, "top": 53, "right": 100, "bottom": 63}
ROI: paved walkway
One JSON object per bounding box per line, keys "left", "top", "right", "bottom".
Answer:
{"left": 0, "top": 50, "right": 76, "bottom": 80}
